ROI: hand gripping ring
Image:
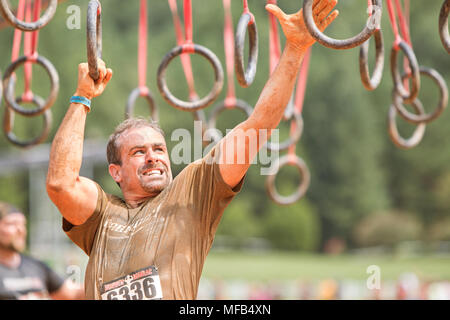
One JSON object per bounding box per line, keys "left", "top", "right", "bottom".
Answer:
{"left": 87, "top": 0, "right": 102, "bottom": 81}
{"left": 388, "top": 93, "right": 426, "bottom": 150}
{"left": 207, "top": 98, "right": 253, "bottom": 142}
{"left": 157, "top": 44, "right": 224, "bottom": 111}
{"left": 439, "top": 0, "right": 450, "bottom": 54}
{"left": 390, "top": 40, "right": 420, "bottom": 104}
{"left": 264, "top": 112, "right": 303, "bottom": 152}
{"left": 2, "top": 54, "right": 59, "bottom": 117}
{"left": 359, "top": 28, "right": 384, "bottom": 91}
{"left": 265, "top": 155, "right": 311, "bottom": 205}
{"left": 0, "top": 0, "right": 57, "bottom": 31}
{"left": 3, "top": 96, "right": 52, "bottom": 148}
{"left": 303, "top": 0, "right": 382, "bottom": 50}
{"left": 393, "top": 67, "right": 448, "bottom": 124}
{"left": 125, "top": 87, "right": 158, "bottom": 121}
{"left": 235, "top": 12, "right": 258, "bottom": 88}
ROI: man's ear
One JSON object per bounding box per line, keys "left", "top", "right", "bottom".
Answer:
{"left": 108, "top": 163, "right": 122, "bottom": 184}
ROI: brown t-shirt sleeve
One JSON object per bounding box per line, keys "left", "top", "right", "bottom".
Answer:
{"left": 177, "top": 142, "right": 245, "bottom": 236}
{"left": 62, "top": 182, "right": 108, "bottom": 256}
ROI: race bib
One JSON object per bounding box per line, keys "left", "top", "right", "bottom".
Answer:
{"left": 101, "top": 266, "right": 163, "bottom": 300}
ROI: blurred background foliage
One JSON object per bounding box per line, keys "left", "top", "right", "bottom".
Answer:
{"left": 0, "top": 0, "right": 449, "bottom": 254}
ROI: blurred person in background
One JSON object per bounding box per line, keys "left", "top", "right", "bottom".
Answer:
{"left": 0, "top": 201, "right": 84, "bottom": 300}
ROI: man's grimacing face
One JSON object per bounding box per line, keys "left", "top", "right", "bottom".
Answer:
{"left": 109, "top": 126, "right": 173, "bottom": 198}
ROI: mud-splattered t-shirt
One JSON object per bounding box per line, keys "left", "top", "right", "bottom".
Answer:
{"left": 63, "top": 146, "right": 244, "bottom": 300}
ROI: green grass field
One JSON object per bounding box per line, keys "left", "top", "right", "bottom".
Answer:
{"left": 202, "top": 250, "right": 450, "bottom": 282}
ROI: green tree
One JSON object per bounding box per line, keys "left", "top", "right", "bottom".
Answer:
{"left": 263, "top": 199, "right": 321, "bottom": 251}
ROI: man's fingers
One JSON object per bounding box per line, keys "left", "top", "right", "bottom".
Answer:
{"left": 316, "top": 1, "right": 337, "bottom": 24}
{"left": 95, "top": 69, "right": 112, "bottom": 96}
{"left": 265, "top": 4, "right": 285, "bottom": 21}
{"left": 78, "top": 63, "right": 89, "bottom": 75}
{"left": 97, "top": 58, "right": 106, "bottom": 68}
{"left": 104, "top": 68, "right": 113, "bottom": 84}
{"left": 315, "top": 0, "right": 338, "bottom": 22}
{"left": 95, "top": 59, "right": 107, "bottom": 81}
{"left": 313, "top": 0, "right": 332, "bottom": 16}
{"left": 312, "top": 0, "right": 324, "bottom": 11}
{"left": 319, "top": 9, "right": 339, "bottom": 31}
{"left": 313, "top": 0, "right": 337, "bottom": 25}
{"left": 97, "top": 63, "right": 107, "bottom": 82}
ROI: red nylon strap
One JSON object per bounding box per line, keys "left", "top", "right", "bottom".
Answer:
{"left": 11, "top": 0, "right": 26, "bottom": 62}
{"left": 9, "top": 0, "right": 42, "bottom": 103}
{"left": 267, "top": 0, "right": 281, "bottom": 75}
{"left": 386, "top": 0, "right": 402, "bottom": 49}
{"left": 23, "top": 0, "right": 33, "bottom": 101}
{"left": 242, "top": 0, "right": 255, "bottom": 24}
{"left": 288, "top": 48, "right": 311, "bottom": 156}
{"left": 386, "top": 0, "right": 412, "bottom": 50}
{"left": 394, "top": 0, "right": 411, "bottom": 46}
{"left": 168, "top": 0, "right": 198, "bottom": 100}
{"left": 404, "top": 0, "right": 410, "bottom": 30}
{"left": 23, "top": 0, "right": 41, "bottom": 102}
{"left": 223, "top": 0, "right": 236, "bottom": 107}
{"left": 182, "top": 0, "right": 194, "bottom": 54}
{"left": 294, "top": 48, "right": 311, "bottom": 116}
{"left": 387, "top": 0, "right": 412, "bottom": 89}
{"left": 168, "top": 0, "right": 185, "bottom": 47}
{"left": 23, "top": 0, "right": 40, "bottom": 59}
{"left": 31, "top": 0, "right": 41, "bottom": 56}
{"left": 138, "top": 0, "right": 148, "bottom": 95}
{"left": 400, "top": 0, "right": 411, "bottom": 89}
{"left": 242, "top": 0, "right": 249, "bottom": 12}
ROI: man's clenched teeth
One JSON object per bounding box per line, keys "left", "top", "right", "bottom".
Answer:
{"left": 142, "top": 169, "right": 163, "bottom": 176}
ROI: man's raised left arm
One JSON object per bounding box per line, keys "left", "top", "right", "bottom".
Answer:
{"left": 218, "top": 0, "right": 339, "bottom": 188}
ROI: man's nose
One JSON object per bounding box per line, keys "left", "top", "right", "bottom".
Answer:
{"left": 145, "top": 149, "right": 158, "bottom": 164}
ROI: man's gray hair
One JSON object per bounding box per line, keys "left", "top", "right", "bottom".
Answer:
{"left": 0, "top": 202, "right": 22, "bottom": 220}
{"left": 106, "top": 117, "right": 165, "bottom": 165}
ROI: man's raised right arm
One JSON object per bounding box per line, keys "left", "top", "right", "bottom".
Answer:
{"left": 46, "top": 60, "right": 112, "bottom": 226}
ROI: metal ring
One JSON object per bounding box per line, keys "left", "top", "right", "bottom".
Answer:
{"left": 439, "top": 0, "right": 450, "bottom": 54}
{"left": 235, "top": 13, "right": 258, "bottom": 88}
{"left": 303, "top": 0, "right": 382, "bottom": 50}
{"left": 125, "top": 87, "right": 158, "bottom": 120}
{"left": 282, "top": 93, "right": 295, "bottom": 121}
{"left": 0, "top": 0, "right": 57, "bottom": 31}
{"left": 264, "top": 112, "right": 303, "bottom": 152}
{"left": 388, "top": 93, "right": 426, "bottom": 149}
{"left": 3, "top": 96, "right": 52, "bottom": 148}
{"left": 359, "top": 28, "right": 384, "bottom": 91}
{"left": 87, "top": 0, "right": 102, "bottom": 81}
{"left": 390, "top": 40, "right": 420, "bottom": 104}
{"left": 157, "top": 44, "right": 224, "bottom": 111}
{"left": 207, "top": 98, "right": 253, "bottom": 142}
{"left": 2, "top": 55, "right": 59, "bottom": 117}
{"left": 208, "top": 98, "right": 253, "bottom": 129}
{"left": 393, "top": 67, "right": 448, "bottom": 124}
{"left": 265, "top": 155, "right": 311, "bottom": 205}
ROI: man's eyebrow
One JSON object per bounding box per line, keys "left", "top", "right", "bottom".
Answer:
{"left": 129, "top": 143, "right": 166, "bottom": 152}
{"left": 129, "top": 145, "right": 146, "bottom": 153}
{"left": 153, "top": 142, "right": 166, "bottom": 148}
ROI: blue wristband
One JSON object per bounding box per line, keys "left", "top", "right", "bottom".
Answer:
{"left": 70, "top": 96, "right": 91, "bottom": 110}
